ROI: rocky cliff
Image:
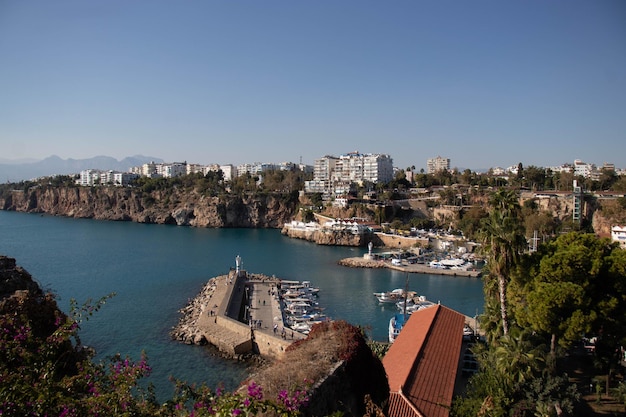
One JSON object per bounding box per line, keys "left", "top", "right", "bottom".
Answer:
{"left": 0, "top": 256, "right": 71, "bottom": 357}
{"left": 280, "top": 226, "right": 372, "bottom": 246}
{"left": 1, "top": 186, "right": 297, "bottom": 228}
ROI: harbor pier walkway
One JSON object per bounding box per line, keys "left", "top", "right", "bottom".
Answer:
{"left": 192, "top": 268, "right": 305, "bottom": 359}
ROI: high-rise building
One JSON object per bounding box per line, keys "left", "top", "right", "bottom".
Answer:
{"left": 305, "top": 152, "right": 393, "bottom": 195}
{"left": 427, "top": 156, "right": 450, "bottom": 174}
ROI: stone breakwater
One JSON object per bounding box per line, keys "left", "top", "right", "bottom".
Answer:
{"left": 170, "top": 277, "right": 220, "bottom": 345}
{"left": 339, "top": 257, "right": 482, "bottom": 277}
{"left": 337, "top": 257, "right": 386, "bottom": 268}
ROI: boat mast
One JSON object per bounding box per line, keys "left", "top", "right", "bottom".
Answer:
{"left": 403, "top": 272, "right": 409, "bottom": 318}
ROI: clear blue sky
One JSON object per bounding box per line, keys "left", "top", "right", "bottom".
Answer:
{"left": 1, "top": 1, "right": 625, "bottom": 171}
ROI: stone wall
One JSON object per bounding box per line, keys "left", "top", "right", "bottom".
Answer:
{"left": 374, "top": 232, "right": 429, "bottom": 249}
{"left": 281, "top": 226, "right": 370, "bottom": 247}
{"left": 253, "top": 331, "right": 292, "bottom": 359}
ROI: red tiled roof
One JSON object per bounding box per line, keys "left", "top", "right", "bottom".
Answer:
{"left": 382, "top": 304, "right": 465, "bottom": 417}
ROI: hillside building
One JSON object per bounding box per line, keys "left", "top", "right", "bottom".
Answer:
{"left": 427, "top": 156, "right": 450, "bottom": 174}
{"left": 612, "top": 226, "right": 626, "bottom": 249}
{"left": 305, "top": 152, "right": 393, "bottom": 197}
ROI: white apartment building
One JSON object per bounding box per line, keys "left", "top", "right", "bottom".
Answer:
{"left": 77, "top": 169, "right": 102, "bottom": 186}
{"left": 161, "top": 162, "right": 187, "bottom": 178}
{"left": 113, "top": 171, "right": 139, "bottom": 186}
{"left": 305, "top": 152, "right": 393, "bottom": 195}
{"left": 573, "top": 159, "right": 595, "bottom": 178}
{"left": 313, "top": 156, "right": 339, "bottom": 182}
{"left": 186, "top": 163, "right": 205, "bottom": 175}
{"left": 611, "top": 226, "right": 626, "bottom": 249}
{"left": 219, "top": 164, "right": 234, "bottom": 181}
{"left": 141, "top": 162, "right": 159, "bottom": 178}
{"left": 363, "top": 153, "right": 393, "bottom": 183}
{"left": 77, "top": 169, "right": 138, "bottom": 186}
{"left": 427, "top": 156, "right": 450, "bottom": 174}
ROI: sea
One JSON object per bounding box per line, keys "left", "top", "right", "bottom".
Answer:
{"left": 0, "top": 210, "right": 484, "bottom": 400}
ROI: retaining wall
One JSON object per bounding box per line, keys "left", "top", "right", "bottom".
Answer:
{"left": 374, "top": 233, "right": 429, "bottom": 249}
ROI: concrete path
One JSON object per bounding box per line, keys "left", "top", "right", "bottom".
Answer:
{"left": 247, "top": 279, "right": 303, "bottom": 341}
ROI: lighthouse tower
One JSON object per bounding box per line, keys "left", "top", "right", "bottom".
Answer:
{"left": 235, "top": 255, "right": 242, "bottom": 276}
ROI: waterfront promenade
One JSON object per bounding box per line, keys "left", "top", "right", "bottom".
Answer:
{"left": 338, "top": 257, "right": 482, "bottom": 278}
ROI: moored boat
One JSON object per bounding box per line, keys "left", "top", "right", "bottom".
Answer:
{"left": 389, "top": 313, "right": 407, "bottom": 343}
{"left": 374, "top": 288, "right": 416, "bottom": 304}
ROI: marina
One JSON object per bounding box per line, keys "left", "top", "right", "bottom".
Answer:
{"left": 375, "top": 273, "right": 480, "bottom": 343}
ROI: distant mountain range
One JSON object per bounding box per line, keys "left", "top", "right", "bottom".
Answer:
{"left": 0, "top": 155, "right": 164, "bottom": 182}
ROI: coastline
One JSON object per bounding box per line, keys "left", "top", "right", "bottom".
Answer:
{"left": 338, "top": 257, "right": 482, "bottom": 278}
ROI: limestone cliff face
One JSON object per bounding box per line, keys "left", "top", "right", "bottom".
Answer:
{"left": 280, "top": 226, "right": 371, "bottom": 246}
{"left": 1, "top": 186, "right": 297, "bottom": 228}
{"left": 0, "top": 256, "right": 65, "bottom": 340}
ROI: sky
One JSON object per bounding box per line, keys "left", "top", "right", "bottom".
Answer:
{"left": 1, "top": 1, "right": 625, "bottom": 171}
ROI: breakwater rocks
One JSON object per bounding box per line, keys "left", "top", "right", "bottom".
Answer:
{"left": 170, "top": 278, "right": 219, "bottom": 345}
{"left": 337, "top": 257, "right": 386, "bottom": 268}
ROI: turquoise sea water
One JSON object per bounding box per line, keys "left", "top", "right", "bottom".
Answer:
{"left": 0, "top": 211, "right": 484, "bottom": 399}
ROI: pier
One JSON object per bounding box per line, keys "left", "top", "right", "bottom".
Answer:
{"left": 338, "top": 256, "right": 482, "bottom": 277}
{"left": 172, "top": 262, "right": 307, "bottom": 360}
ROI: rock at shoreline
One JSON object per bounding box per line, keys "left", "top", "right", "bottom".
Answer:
{"left": 169, "top": 277, "right": 219, "bottom": 345}
{"left": 338, "top": 257, "right": 386, "bottom": 269}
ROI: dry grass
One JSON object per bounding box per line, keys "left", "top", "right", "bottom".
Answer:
{"left": 246, "top": 324, "right": 344, "bottom": 400}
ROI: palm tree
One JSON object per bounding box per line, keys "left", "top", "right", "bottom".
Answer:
{"left": 493, "top": 330, "right": 546, "bottom": 385}
{"left": 479, "top": 189, "right": 526, "bottom": 336}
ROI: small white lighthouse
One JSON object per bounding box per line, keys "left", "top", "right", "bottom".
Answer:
{"left": 235, "top": 255, "right": 242, "bottom": 276}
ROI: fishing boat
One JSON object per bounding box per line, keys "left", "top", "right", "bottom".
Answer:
{"left": 279, "top": 279, "right": 326, "bottom": 334}
{"left": 373, "top": 288, "right": 416, "bottom": 304}
{"left": 389, "top": 313, "right": 407, "bottom": 343}
{"left": 395, "top": 295, "right": 436, "bottom": 314}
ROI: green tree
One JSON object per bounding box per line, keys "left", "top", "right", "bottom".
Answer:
{"left": 523, "top": 165, "right": 546, "bottom": 191}
{"left": 479, "top": 189, "right": 526, "bottom": 337}
{"left": 519, "top": 280, "right": 589, "bottom": 359}
{"left": 516, "top": 232, "right": 626, "bottom": 381}
{"left": 457, "top": 206, "right": 487, "bottom": 241}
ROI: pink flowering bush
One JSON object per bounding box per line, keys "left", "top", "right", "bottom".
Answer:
{"left": 162, "top": 379, "right": 309, "bottom": 416}
{"left": 0, "top": 292, "right": 307, "bottom": 416}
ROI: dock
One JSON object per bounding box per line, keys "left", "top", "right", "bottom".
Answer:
{"left": 172, "top": 266, "right": 307, "bottom": 360}
{"left": 339, "top": 256, "right": 482, "bottom": 277}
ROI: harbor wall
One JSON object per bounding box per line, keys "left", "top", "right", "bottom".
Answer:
{"left": 374, "top": 233, "right": 429, "bottom": 249}
{"left": 253, "top": 331, "right": 292, "bottom": 359}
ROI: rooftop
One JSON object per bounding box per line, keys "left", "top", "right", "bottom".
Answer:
{"left": 382, "top": 304, "right": 466, "bottom": 417}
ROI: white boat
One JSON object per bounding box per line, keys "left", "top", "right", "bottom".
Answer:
{"left": 389, "top": 313, "right": 408, "bottom": 343}
{"left": 284, "top": 301, "right": 316, "bottom": 315}
{"left": 396, "top": 295, "right": 436, "bottom": 314}
{"left": 281, "top": 280, "right": 320, "bottom": 296}
{"left": 430, "top": 258, "right": 471, "bottom": 270}
{"left": 374, "top": 288, "right": 416, "bottom": 304}
{"left": 463, "top": 323, "right": 475, "bottom": 340}
{"left": 291, "top": 322, "right": 312, "bottom": 334}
